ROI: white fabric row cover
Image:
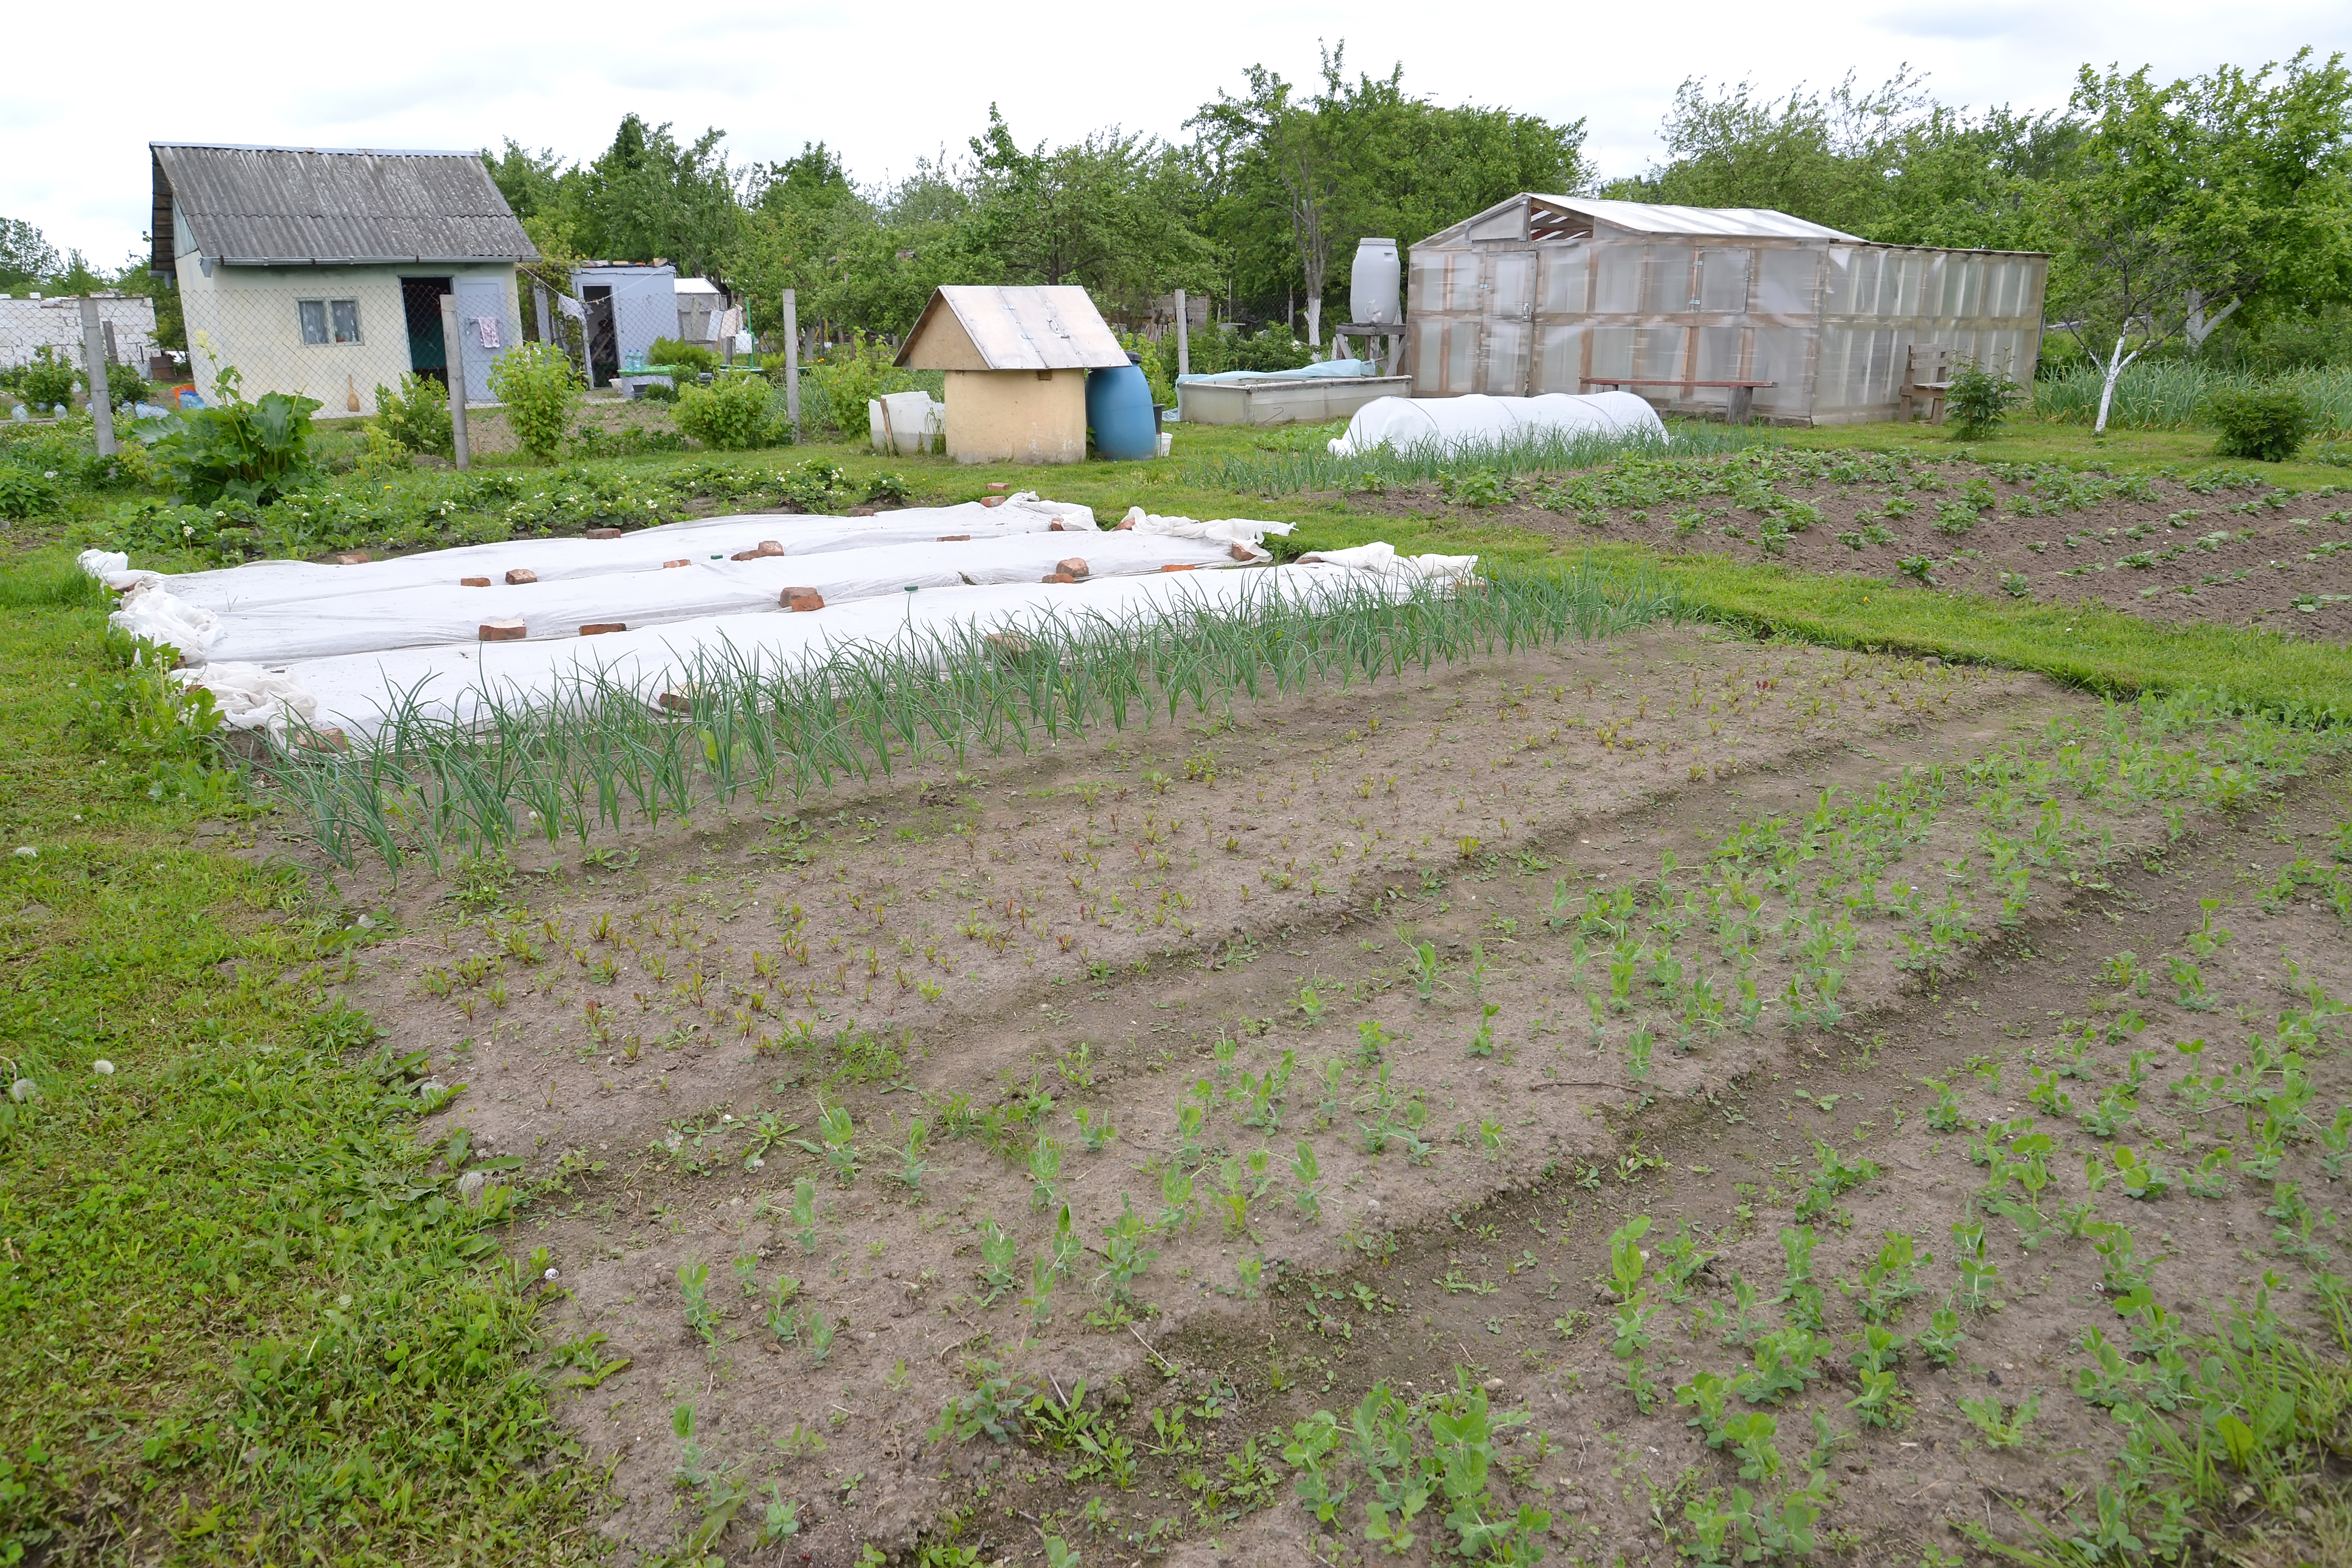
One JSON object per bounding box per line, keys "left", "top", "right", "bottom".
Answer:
{"left": 1113, "top": 507, "right": 1294, "bottom": 552}
{"left": 78, "top": 492, "right": 1097, "bottom": 611}
{"left": 1295, "top": 542, "right": 1481, "bottom": 582}
{"left": 1327, "top": 391, "right": 1667, "bottom": 456}
{"left": 152, "top": 532, "right": 1260, "bottom": 667}
{"left": 184, "top": 558, "right": 1476, "bottom": 739}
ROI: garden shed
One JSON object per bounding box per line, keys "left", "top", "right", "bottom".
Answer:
{"left": 895, "top": 285, "right": 1130, "bottom": 463}
{"left": 566, "top": 262, "right": 678, "bottom": 387}
{"left": 1402, "top": 193, "right": 2048, "bottom": 425}
{"left": 151, "top": 142, "right": 534, "bottom": 414}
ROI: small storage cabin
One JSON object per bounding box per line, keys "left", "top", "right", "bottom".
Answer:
{"left": 151, "top": 142, "right": 534, "bottom": 414}
{"left": 567, "top": 262, "right": 676, "bottom": 386}
{"left": 895, "top": 286, "right": 1129, "bottom": 463}
{"left": 1403, "top": 194, "right": 2048, "bottom": 425}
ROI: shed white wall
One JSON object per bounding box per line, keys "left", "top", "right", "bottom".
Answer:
{"left": 177, "top": 258, "right": 518, "bottom": 416}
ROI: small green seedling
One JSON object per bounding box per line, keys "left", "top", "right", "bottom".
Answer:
{"left": 792, "top": 1177, "right": 818, "bottom": 1252}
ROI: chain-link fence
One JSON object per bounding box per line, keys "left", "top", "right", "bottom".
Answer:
{"left": 173, "top": 268, "right": 529, "bottom": 418}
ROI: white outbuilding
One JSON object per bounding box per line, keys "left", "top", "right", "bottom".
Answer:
{"left": 151, "top": 142, "right": 535, "bottom": 414}
{"left": 894, "top": 286, "right": 1130, "bottom": 464}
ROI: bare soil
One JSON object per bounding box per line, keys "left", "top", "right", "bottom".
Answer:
{"left": 260, "top": 622, "right": 2352, "bottom": 1566}
{"left": 1344, "top": 461, "right": 2352, "bottom": 639}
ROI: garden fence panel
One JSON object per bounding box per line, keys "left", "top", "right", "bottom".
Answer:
{"left": 177, "top": 276, "right": 526, "bottom": 419}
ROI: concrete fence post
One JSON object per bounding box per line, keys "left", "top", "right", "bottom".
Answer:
{"left": 440, "top": 293, "right": 470, "bottom": 470}
{"left": 782, "top": 288, "right": 801, "bottom": 439}
{"left": 1174, "top": 290, "right": 1189, "bottom": 380}
{"left": 78, "top": 297, "right": 116, "bottom": 457}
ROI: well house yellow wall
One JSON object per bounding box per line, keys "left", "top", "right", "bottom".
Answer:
{"left": 905, "top": 303, "right": 1089, "bottom": 464}
{"left": 941, "top": 369, "right": 1086, "bottom": 464}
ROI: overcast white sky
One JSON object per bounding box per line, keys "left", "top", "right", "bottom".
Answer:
{"left": 6, "top": 1, "right": 2345, "bottom": 268}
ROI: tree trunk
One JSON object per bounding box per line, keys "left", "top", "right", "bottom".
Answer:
{"left": 2094, "top": 332, "right": 2142, "bottom": 435}
{"left": 2184, "top": 290, "right": 2241, "bottom": 353}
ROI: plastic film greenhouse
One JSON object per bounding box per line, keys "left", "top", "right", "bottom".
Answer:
{"left": 1403, "top": 194, "right": 2048, "bottom": 425}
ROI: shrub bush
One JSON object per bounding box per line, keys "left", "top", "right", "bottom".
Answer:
{"left": 12, "top": 346, "right": 78, "bottom": 412}
{"left": 150, "top": 365, "right": 323, "bottom": 506}
{"left": 486, "top": 341, "right": 583, "bottom": 462}
{"left": 647, "top": 337, "right": 717, "bottom": 375}
{"left": 372, "top": 373, "right": 452, "bottom": 458}
{"left": 636, "top": 381, "right": 679, "bottom": 404}
{"left": 804, "top": 332, "right": 917, "bottom": 439}
{"left": 2206, "top": 386, "right": 2316, "bottom": 462}
{"left": 674, "top": 375, "right": 777, "bottom": 450}
{"left": 1946, "top": 358, "right": 2024, "bottom": 439}
{"left": 0, "top": 462, "right": 62, "bottom": 520}
{"left": 98, "top": 360, "right": 146, "bottom": 411}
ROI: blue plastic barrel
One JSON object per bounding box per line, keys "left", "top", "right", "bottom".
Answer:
{"left": 1086, "top": 359, "right": 1158, "bottom": 461}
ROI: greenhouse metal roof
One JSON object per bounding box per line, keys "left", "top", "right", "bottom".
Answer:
{"left": 1428, "top": 193, "right": 1865, "bottom": 247}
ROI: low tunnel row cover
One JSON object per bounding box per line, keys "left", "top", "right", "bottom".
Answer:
{"left": 181, "top": 558, "right": 1471, "bottom": 738}
{"left": 78, "top": 494, "right": 1098, "bottom": 611}
{"left": 1327, "top": 391, "right": 1666, "bottom": 456}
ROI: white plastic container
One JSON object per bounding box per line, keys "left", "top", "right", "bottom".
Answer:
{"left": 1350, "top": 239, "right": 1401, "bottom": 326}
{"left": 868, "top": 391, "right": 944, "bottom": 455}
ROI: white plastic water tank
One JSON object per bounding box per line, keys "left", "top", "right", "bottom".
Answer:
{"left": 1350, "top": 239, "right": 1401, "bottom": 326}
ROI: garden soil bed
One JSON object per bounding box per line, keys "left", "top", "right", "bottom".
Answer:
{"left": 255, "top": 621, "right": 2352, "bottom": 1566}
{"left": 1337, "top": 457, "right": 2352, "bottom": 640}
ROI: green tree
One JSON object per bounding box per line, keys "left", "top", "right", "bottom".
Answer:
{"left": 481, "top": 139, "right": 569, "bottom": 224}
{"left": 568, "top": 114, "right": 742, "bottom": 280}
{"left": 729, "top": 157, "right": 973, "bottom": 342}
{"left": 2044, "top": 50, "right": 2352, "bottom": 431}
{"left": 961, "top": 106, "right": 1211, "bottom": 310}
{"left": 1192, "top": 45, "right": 1584, "bottom": 336}
{"left": 1606, "top": 69, "right": 2073, "bottom": 249}
{"left": 1, "top": 217, "right": 58, "bottom": 292}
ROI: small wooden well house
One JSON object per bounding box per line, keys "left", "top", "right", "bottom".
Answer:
{"left": 895, "top": 285, "right": 1129, "bottom": 463}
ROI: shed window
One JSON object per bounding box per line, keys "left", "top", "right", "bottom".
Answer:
{"left": 298, "top": 298, "right": 362, "bottom": 345}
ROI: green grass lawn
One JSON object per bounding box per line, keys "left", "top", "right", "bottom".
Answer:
{"left": 0, "top": 562, "right": 603, "bottom": 1563}
{"left": 5, "top": 408, "right": 2349, "bottom": 1561}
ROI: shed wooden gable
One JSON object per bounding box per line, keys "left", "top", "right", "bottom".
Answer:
{"left": 896, "top": 286, "right": 1127, "bottom": 373}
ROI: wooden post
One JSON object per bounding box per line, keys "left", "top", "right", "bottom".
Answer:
{"left": 782, "top": 288, "right": 801, "bottom": 439}
{"left": 440, "top": 293, "right": 470, "bottom": 470}
{"left": 78, "top": 297, "right": 116, "bottom": 457}
{"left": 1174, "top": 290, "right": 1190, "bottom": 379}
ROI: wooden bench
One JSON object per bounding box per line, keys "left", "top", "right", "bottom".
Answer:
{"left": 1901, "top": 344, "right": 1953, "bottom": 425}
{"left": 1581, "top": 377, "right": 1776, "bottom": 424}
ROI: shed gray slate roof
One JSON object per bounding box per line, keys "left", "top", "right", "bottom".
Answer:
{"left": 151, "top": 143, "right": 537, "bottom": 272}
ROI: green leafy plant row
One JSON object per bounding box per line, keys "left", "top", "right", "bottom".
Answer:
{"left": 262, "top": 558, "right": 1687, "bottom": 873}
